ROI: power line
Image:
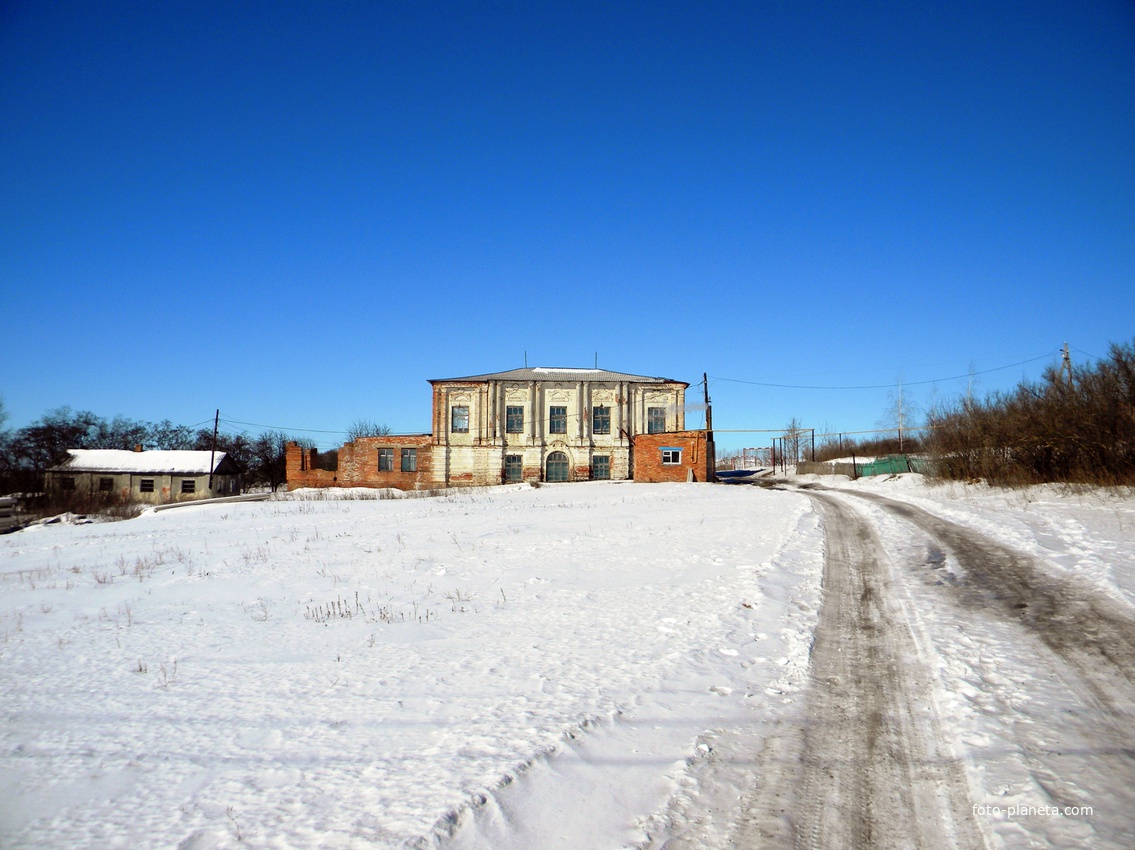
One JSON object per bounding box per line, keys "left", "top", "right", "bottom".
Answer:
{"left": 219, "top": 417, "right": 349, "bottom": 435}
{"left": 710, "top": 351, "right": 1057, "bottom": 391}
{"left": 1071, "top": 346, "right": 1106, "bottom": 363}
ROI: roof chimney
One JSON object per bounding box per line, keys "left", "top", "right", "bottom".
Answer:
{"left": 134, "top": 444, "right": 144, "bottom": 452}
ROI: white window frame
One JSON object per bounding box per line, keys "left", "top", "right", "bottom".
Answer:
{"left": 451, "top": 405, "right": 470, "bottom": 433}
{"left": 401, "top": 448, "right": 417, "bottom": 473}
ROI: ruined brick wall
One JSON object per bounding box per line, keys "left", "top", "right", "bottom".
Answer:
{"left": 285, "top": 443, "right": 339, "bottom": 490}
{"left": 286, "top": 437, "right": 434, "bottom": 491}
{"left": 633, "top": 431, "right": 709, "bottom": 483}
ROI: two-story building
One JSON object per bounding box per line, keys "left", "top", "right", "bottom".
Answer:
{"left": 429, "top": 366, "right": 688, "bottom": 485}
{"left": 287, "top": 366, "right": 705, "bottom": 489}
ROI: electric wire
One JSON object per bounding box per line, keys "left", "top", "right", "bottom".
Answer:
{"left": 710, "top": 351, "right": 1058, "bottom": 390}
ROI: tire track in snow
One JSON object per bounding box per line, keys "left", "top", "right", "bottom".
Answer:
{"left": 841, "top": 489, "right": 1135, "bottom": 846}
{"left": 745, "top": 491, "right": 986, "bottom": 850}
{"left": 848, "top": 490, "right": 1135, "bottom": 713}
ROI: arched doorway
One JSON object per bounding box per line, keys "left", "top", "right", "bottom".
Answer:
{"left": 545, "top": 451, "right": 569, "bottom": 482}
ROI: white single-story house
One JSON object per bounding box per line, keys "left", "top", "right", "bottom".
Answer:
{"left": 46, "top": 449, "right": 242, "bottom": 504}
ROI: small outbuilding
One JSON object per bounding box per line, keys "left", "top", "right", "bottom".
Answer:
{"left": 46, "top": 449, "right": 242, "bottom": 504}
{"left": 632, "top": 430, "right": 713, "bottom": 483}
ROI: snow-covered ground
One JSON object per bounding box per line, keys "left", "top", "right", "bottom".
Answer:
{"left": 1, "top": 476, "right": 1132, "bottom": 848}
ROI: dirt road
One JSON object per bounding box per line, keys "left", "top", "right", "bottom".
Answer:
{"left": 672, "top": 486, "right": 1135, "bottom": 849}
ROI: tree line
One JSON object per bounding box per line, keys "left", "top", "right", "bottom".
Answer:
{"left": 925, "top": 339, "right": 1135, "bottom": 486}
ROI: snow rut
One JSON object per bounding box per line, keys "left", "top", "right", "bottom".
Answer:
{"left": 745, "top": 492, "right": 986, "bottom": 850}
{"left": 847, "top": 489, "right": 1135, "bottom": 847}
{"left": 850, "top": 491, "right": 1135, "bottom": 708}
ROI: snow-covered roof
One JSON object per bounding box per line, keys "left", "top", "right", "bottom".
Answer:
{"left": 52, "top": 450, "right": 231, "bottom": 475}
{"left": 430, "top": 367, "right": 688, "bottom": 386}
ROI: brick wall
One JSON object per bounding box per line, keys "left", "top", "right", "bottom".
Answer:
{"left": 633, "top": 431, "right": 710, "bottom": 483}
{"left": 286, "top": 437, "right": 434, "bottom": 491}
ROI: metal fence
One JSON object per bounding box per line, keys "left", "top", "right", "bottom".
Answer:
{"left": 796, "top": 455, "right": 934, "bottom": 478}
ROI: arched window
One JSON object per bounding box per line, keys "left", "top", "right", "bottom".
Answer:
{"left": 545, "top": 451, "right": 569, "bottom": 482}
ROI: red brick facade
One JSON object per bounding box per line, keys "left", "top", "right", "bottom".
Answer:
{"left": 633, "top": 431, "right": 711, "bottom": 483}
{"left": 286, "top": 435, "right": 434, "bottom": 491}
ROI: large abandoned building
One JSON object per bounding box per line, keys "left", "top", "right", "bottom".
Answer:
{"left": 287, "top": 366, "right": 711, "bottom": 489}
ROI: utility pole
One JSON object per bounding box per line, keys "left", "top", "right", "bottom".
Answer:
{"left": 1059, "top": 342, "right": 1074, "bottom": 386}
{"left": 703, "top": 373, "right": 716, "bottom": 483}
{"left": 898, "top": 379, "right": 905, "bottom": 453}
{"left": 208, "top": 409, "right": 219, "bottom": 491}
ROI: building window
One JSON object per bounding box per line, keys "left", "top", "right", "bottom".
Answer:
{"left": 140, "top": 479, "right": 155, "bottom": 493}
{"left": 661, "top": 448, "right": 682, "bottom": 465}
{"left": 451, "top": 405, "right": 469, "bottom": 433}
{"left": 59, "top": 476, "right": 75, "bottom": 491}
{"left": 378, "top": 448, "right": 394, "bottom": 471}
{"left": 506, "top": 406, "right": 524, "bottom": 433}
{"left": 546, "top": 451, "right": 569, "bottom": 482}
{"left": 592, "top": 406, "right": 610, "bottom": 434}
{"left": 647, "top": 407, "right": 667, "bottom": 434}
{"left": 549, "top": 406, "right": 567, "bottom": 434}
{"left": 98, "top": 477, "right": 113, "bottom": 492}
{"left": 504, "top": 454, "right": 523, "bottom": 483}
{"left": 401, "top": 448, "right": 417, "bottom": 472}
{"left": 592, "top": 455, "right": 610, "bottom": 480}
{"left": 181, "top": 479, "right": 196, "bottom": 494}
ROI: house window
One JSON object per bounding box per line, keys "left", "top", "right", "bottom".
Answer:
{"left": 401, "top": 448, "right": 417, "bottom": 472}
{"left": 98, "top": 477, "right": 114, "bottom": 491}
{"left": 181, "top": 480, "right": 196, "bottom": 494}
{"left": 647, "top": 407, "right": 667, "bottom": 434}
{"left": 59, "top": 476, "right": 75, "bottom": 491}
{"left": 504, "top": 454, "right": 523, "bottom": 483}
{"left": 506, "top": 406, "right": 524, "bottom": 433}
{"left": 451, "top": 405, "right": 469, "bottom": 433}
{"left": 592, "top": 406, "right": 610, "bottom": 435}
{"left": 549, "top": 406, "right": 567, "bottom": 434}
{"left": 140, "top": 479, "right": 155, "bottom": 493}
{"left": 378, "top": 448, "right": 394, "bottom": 471}
{"left": 546, "top": 451, "right": 569, "bottom": 482}
{"left": 661, "top": 447, "right": 682, "bottom": 465}
{"left": 592, "top": 456, "right": 610, "bottom": 480}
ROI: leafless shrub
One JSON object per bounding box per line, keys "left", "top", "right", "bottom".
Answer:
{"left": 926, "top": 339, "right": 1135, "bottom": 486}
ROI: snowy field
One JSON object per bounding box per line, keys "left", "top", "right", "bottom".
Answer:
{"left": 1, "top": 476, "right": 1133, "bottom": 848}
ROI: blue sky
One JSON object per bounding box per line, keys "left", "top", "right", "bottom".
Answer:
{"left": 3, "top": 1, "right": 1133, "bottom": 451}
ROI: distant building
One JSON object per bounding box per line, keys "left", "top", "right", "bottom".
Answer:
{"left": 46, "top": 449, "right": 242, "bottom": 504}
{"left": 287, "top": 366, "right": 710, "bottom": 489}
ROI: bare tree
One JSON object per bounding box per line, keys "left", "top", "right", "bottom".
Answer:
{"left": 346, "top": 419, "right": 392, "bottom": 441}
{"left": 878, "top": 378, "right": 921, "bottom": 453}
{"left": 147, "top": 420, "right": 195, "bottom": 450}
{"left": 249, "top": 431, "right": 291, "bottom": 492}
{"left": 783, "top": 417, "right": 807, "bottom": 463}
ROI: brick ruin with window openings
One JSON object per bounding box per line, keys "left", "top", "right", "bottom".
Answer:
{"left": 285, "top": 366, "right": 710, "bottom": 490}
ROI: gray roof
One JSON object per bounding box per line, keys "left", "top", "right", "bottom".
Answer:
{"left": 429, "top": 367, "right": 688, "bottom": 386}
